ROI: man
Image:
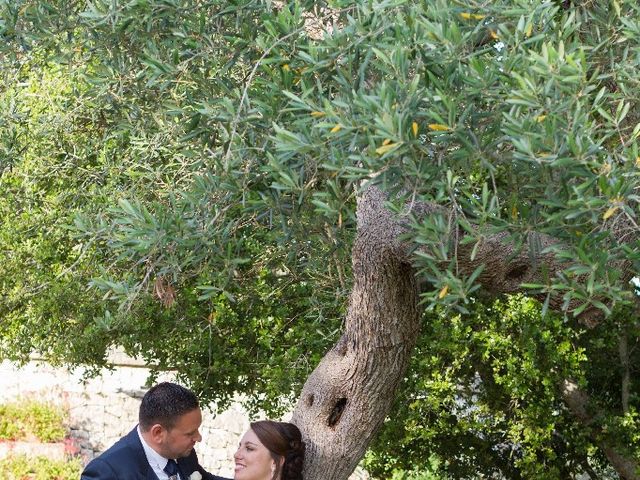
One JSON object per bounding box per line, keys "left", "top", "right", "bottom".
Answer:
{"left": 81, "top": 382, "right": 231, "bottom": 480}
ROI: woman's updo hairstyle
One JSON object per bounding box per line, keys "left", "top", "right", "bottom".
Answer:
{"left": 250, "top": 420, "right": 305, "bottom": 480}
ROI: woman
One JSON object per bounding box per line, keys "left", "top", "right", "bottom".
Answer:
{"left": 233, "top": 420, "right": 305, "bottom": 480}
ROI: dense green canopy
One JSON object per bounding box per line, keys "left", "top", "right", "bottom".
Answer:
{"left": 1, "top": 0, "right": 639, "bottom": 478}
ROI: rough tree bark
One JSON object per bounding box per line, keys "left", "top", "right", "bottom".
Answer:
{"left": 291, "top": 185, "right": 638, "bottom": 480}
{"left": 291, "top": 186, "right": 423, "bottom": 480}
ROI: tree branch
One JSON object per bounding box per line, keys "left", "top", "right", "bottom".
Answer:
{"left": 410, "top": 203, "right": 636, "bottom": 327}
{"left": 620, "top": 331, "right": 630, "bottom": 414}
{"left": 561, "top": 379, "right": 640, "bottom": 480}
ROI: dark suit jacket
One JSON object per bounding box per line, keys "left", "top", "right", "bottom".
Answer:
{"left": 81, "top": 427, "right": 231, "bottom": 480}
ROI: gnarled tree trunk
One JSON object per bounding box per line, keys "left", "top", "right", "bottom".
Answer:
{"left": 291, "top": 186, "right": 421, "bottom": 480}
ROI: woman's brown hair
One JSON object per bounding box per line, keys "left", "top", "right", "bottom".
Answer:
{"left": 250, "top": 420, "right": 305, "bottom": 480}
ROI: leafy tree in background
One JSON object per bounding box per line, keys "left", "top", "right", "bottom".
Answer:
{"left": 1, "top": 1, "right": 639, "bottom": 479}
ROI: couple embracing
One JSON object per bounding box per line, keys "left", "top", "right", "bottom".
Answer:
{"left": 81, "top": 382, "right": 305, "bottom": 480}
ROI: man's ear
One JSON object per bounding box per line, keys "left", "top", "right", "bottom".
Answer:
{"left": 149, "top": 423, "right": 166, "bottom": 444}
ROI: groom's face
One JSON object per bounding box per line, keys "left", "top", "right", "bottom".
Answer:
{"left": 161, "top": 408, "right": 203, "bottom": 459}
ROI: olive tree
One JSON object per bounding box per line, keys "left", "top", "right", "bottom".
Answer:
{"left": 1, "top": 0, "right": 639, "bottom": 478}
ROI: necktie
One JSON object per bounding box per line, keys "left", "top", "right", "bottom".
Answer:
{"left": 164, "top": 459, "right": 179, "bottom": 480}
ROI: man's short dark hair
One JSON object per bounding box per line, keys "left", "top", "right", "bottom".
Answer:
{"left": 139, "top": 382, "right": 199, "bottom": 431}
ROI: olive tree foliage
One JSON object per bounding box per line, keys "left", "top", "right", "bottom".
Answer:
{"left": 0, "top": 0, "right": 346, "bottom": 410}
{"left": 1, "top": 0, "right": 639, "bottom": 478}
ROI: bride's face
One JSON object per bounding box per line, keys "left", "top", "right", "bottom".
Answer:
{"left": 233, "top": 428, "right": 277, "bottom": 480}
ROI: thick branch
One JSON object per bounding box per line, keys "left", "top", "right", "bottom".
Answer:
{"left": 423, "top": 209, "right": 635, "bottom": 327}
{"left": 620, "top": 331, "right": 630, "bottom": 414}
{"left": 561, "top": 379, "right": 640, "bottom": 480}
{"left": 452, "top": 230, "right": 603, "bottom": 322}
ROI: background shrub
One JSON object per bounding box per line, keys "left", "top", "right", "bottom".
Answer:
{"left": 0, "top": 400, "right": 66, "bottom": 442}
{"left": 0, "top": 454, "right": 82, "bottom": 480}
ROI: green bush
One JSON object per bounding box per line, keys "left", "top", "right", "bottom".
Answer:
{"left": 0, "top": 454, "right": 82, "bottom": 480}
{"left": 370, "top": 456, "right": 446, "bottom": 480}
{"left": 390, "top": 471, "right": 444, "bottom": 480}
{"left": 0, "top": 400, "right": 67, "bottom": 442}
